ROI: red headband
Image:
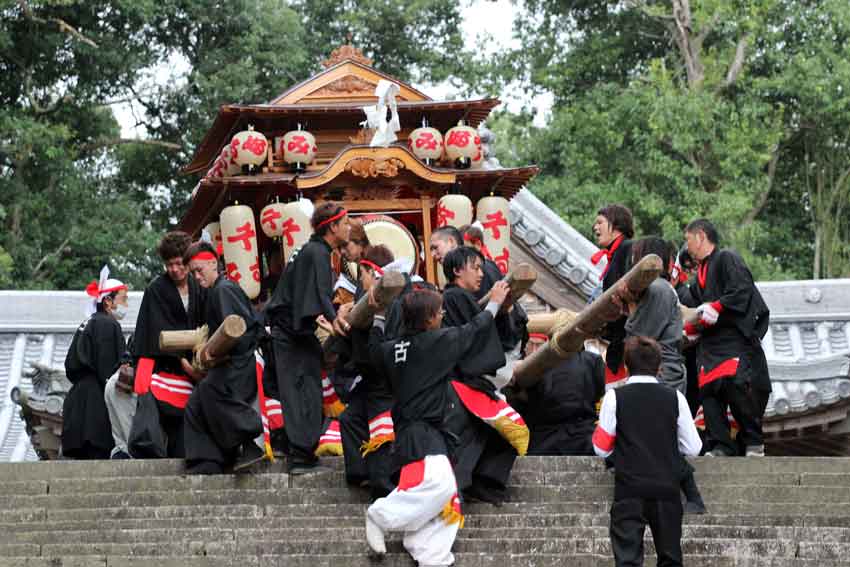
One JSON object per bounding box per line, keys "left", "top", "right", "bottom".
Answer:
{"left": 316, "top": 209, "right": 348, "bottom": 229}
{"left": 528, "top": 333, "right": 549, "bottom": 342}
{"left": 360, "top": 259, "right": 384, "bottom": 276}
{"left": 85, "top": 281, "right": 127, "bottom": 298}
{"left": 191, "top": 251, "right": 218, "bottom": 263}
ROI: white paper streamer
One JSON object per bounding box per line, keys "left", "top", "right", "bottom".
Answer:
{"left": 361, "top": 80, "right": 401, "bottom": 147}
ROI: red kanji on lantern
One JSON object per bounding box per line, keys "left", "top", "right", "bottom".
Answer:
{"left": 226, "top": 222, "right": 256, "bottom": 252}
{"left": 229, "top": 138, "right": 240, "bottom": 160}
{"left": 281, "top": 218, "right": 302, "bottom": 247}
{"left": 483, "top": 211, "right": 508, "bottom": 239}
{"left": 436, "top": 203, "right": 456, "bottom": 227}
{"left": 226, "top": 262, "right": 242, "bottom": 283}
{"left": 242, "top": 135, "right": 268, "bottom": 156}
{"left": 261, "top": 208, "right": 282, "bottom": 232}
{"left": 250, "top": 260, "right": 261, "bottom": 283}
{"left": 494, "top": 248, "right": 510, "bottom": 275}
{"left": 416, "top": 132, "right": 439, "bottom": 151}
{"left": 446, "top": 130, "right": 471, "bottom": 148}
{"left": 287, "top": 135, "right": 310, "bottom": 155}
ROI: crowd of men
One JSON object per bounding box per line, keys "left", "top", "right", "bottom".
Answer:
{"left": 62, "top": 202, "right": 771, "bottom": 567}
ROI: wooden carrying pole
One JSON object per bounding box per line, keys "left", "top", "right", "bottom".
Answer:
{"left": 159, "top": 314, "right": 246, "bottom": 368}
{"left": 478, "top": 263, "right": 538, "bottom": 306}
{"left": 512, "top": 254, "right": 663, "bottom": 388}
{"left": 526, "top": 309, "right": 576, "bottom": 335}
{"left": 346, "top": 270, "right": 407, "bottom": 329}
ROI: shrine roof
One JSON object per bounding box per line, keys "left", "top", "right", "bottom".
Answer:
{"left": 183, "top": 98, "right": 501, "bottom": 175}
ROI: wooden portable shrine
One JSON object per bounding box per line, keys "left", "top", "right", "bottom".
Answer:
{"left": 179, "top": 45, "right": 539, "bottom": 295}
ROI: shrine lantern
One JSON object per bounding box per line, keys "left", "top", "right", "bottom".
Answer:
{"left": 408, "top": 127, "right": 443, "bottom": 165}
{"left": 444, "top": 121, "right": 481, "bottom": 169}
{"left": 220, "top": 204, "right": 261, "bottom": 299}
{"left": 476, "top": 196, "right": 511, "bottom": 274}
{"left": 259, "top": 202, "right": 288, "bottom": 239}
{"left": 436, "top": 194, "right": 473, "bottom": 228}
{"left": 204, "top": 222, "right": 223, "bottom": 250}
{"left": 229, "top": 125, "right": 269, "bottom": 174}
{"left": 280, "top": 199, "right": 314, "bottom": 263}
{"left": 281, "top": 126, "right": 317, "bottom": 172}
{"left": 219, "top": 145, "right": 242, "bottom": 176}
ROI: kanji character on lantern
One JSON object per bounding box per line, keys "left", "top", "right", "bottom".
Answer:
{"left": 280, "top": 199, "right": 314, "bottom": 263}
{"left": 281, "top": 127, "right": 317, "bottom": 172}
{"left": 408, "top": 126, "right": 443, "bottom": 165}
{"left": 476, "top": 196, "right": 511, "bottom": 274}
{"left": 220, "top": 204, "right": 260, "bottom": 299}
{"left": 445, "top": 121, "right": 481, "bottom": 169}
{"left": 230, "top": 125, "right": 268, "bottom": 175}
{"left": 260, "top": 203, "right": 287, "bottom": 238}
{"left": 436, "top": 194, "right": 473, "bottom": 228}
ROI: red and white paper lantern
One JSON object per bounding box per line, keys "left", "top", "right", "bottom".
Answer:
{"left": 229, "top": 125, "right": 269, "bottom": 173}
{"left": 408, "top": 127, "right": 443, "bottom": 163}
{"left": 444, "top": 122, "right": 481, "bottom": 169}
{"left": 476, "top": 196, "right": 511, "bottom": 274}
{"left": 220, "top": 204, "right": 261, "bottom": 299}
{"left": 280, "top": 129, "right": 317, "bottom": 171}
{"left": 280, "top": 199, "right": 314, "bottom": 263}
{"left": 259, "top": 203, "right": 288, "bottom": 239}
{"left": 436, "top": 194, "right": 473, "bottom": 228}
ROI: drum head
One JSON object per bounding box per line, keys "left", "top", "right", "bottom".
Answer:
{"left": 359, "top": 214, "right": 420, "bottom": 274}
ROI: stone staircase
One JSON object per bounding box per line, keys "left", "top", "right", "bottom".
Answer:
{"left": 2, "top": 456, "right": 850, "bottom": 566}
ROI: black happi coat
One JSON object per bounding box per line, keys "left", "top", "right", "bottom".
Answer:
{"left": 371, "top": 310, "right": 497, "bottom": 468}
{"left": 63, "top": 311, "right": 126, "bottom": 457}
{"left": 133, "top": 273, "right": 206, "bottom": 374}
{"left": 600, "top": 239, "right": 633, "bottom": 376}
{"left": 682, "top": 248, "right": 771, "bottom": 392}
{"left": 183, "top": 276, "right": 263, "bottom": 463}
{"left": 516, "top": 351, "right": 605, "bottom": 456}
{"left": 476, "top": 258, "right": 528, "bottom": 351}
{"left": 264, "top": 234, "right": 336, "bottom": 460}
{"left": 441, "top": 285, "right": 506, "bottom": 397}
{"left": 266, "top": 234, "right": 336, "bottom": 336}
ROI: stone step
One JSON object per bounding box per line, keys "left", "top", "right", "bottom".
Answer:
{"left": 5, "top": 470, "right": 839, "bottom": 497}
{"left": 7, "top": 511, "right": 850, "bottom": 536}
{"left": 0, "top": 537, "right": 811, "bottom": 558}
{"left": 4, "top": 456, "right": 850, "bottom": 482}
{"left": 4, "top": 483, "right": 850, "bottom": 512}
{"left": 8, "top": 524, "right": 850, "bottom": 546}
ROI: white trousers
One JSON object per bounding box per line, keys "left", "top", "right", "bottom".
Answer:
{"left": 104, "top": 370, "right": 137, "bottom": 457}
{"left": 367, "top": 454, "right": 460, "bottom": 566}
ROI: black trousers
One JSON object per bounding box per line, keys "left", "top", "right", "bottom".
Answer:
{"left": 272, "top": 329, "right": 323, "bottom": 465}
{"left": 338, "top": 385, "right": 395, "bottom": 499}
{"left": 610, "top": 497, "right": 683, "bottom": 567}
{"left": 701, "top": 377, "right": 762, "bottom": 455}
{"left": 183, "top": 353, "right": 262, "bottom": 466}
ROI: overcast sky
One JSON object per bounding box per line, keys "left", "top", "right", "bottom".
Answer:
{"left": 116, "top": 0, "right": 552, "bottom": 137}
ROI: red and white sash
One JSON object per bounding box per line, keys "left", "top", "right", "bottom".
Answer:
{"left": 149, "top": 372, "right": 194, "bottom": 409}
{"left": 361, "top": 410, "right": 394, "bottom": 456}
{"left": 450, "top": 381, "right": 529, "bottom": 456}
{"left": 322, "top": 373, "right": 346, "bottom": 417}
{"left": 315, "top": 419, "right": 343, "bottom": 457}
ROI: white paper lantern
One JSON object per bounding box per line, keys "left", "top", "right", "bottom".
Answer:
{"left": 259, "top": 203, "right": 288, "bottom": 239}
{"left": 204, "top": 222, "right": 222, "bottom": 250}
{"left": 220, "top": 205, "right": 261, "bottom": 299}
{"left": 280, "top": 129, "right": 317, "bottom": 171}
{"left": 219, "top": 145, "right": 242, "bottom": 176}
{"left": 476, "top": 196, "right": 511, "bottom": 275}
{"left": 408, "top": 127, "right": 443, "bottom": 163}
{"left": 444, "top": 122, "right": 481, "bottom": 168}
{"left": 280, "top": 199, "right": 314, "bottom": 263}
{"left": 436, "top": 194, "right": 473, "bottom": 228}
{"left": 229, "top": 125, "right": 269, "bottom": 172}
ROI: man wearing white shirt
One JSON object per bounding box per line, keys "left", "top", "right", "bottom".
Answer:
{"left": 593, "top": 336, "right": 702, "bottom": 567}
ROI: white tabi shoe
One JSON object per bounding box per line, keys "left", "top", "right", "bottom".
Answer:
{"left": 365, "top": 511, "right": 386, "bottom": 555}
{"left": 745, "top": 444, "right": 765, "bottom": 457}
